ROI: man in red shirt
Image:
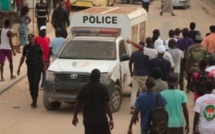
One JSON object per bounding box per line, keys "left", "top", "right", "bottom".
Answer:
{"left": 64, "top": 0, "right": 71, "bottom": 17}
{"left": 35, "top": 26, "right": 50, "bottom": 89}
{"left": 13, "top": 0, "right": 23, "bottom": 12}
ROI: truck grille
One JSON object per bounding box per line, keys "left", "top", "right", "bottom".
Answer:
{"left": 55, "top": 73, "right": 90, "bottom": 83}
{"left": 55, "top": 88, "right": 80, "bottom": 96}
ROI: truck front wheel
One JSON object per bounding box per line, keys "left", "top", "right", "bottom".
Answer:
{"left": 110, "top": 85, "right": 122, "bottom": 112}
{"left": 43, "top": 92, "right": 62, "bottom": 110}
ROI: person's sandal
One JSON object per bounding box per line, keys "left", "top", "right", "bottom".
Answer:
{"left": 11, "top": 76, "right": 16, "bottom": 80}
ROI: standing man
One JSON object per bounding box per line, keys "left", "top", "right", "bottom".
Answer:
{"left": 64, "top": 0, "right": 71, "bottom": 17}
{"left": 128, "top": 77, "right": 167, "bottom": 134}
{"left": 168, "top": 39, "right": 184, "bottom": 89}
{"left": 145, "top": 37, "right": 154, "bottom": 48}
{"left": 48, "top": 27, "right": 66, "bottom": 61}
{"left": 35, "top": 26, "right": 50, "bottom": 90}
{"left": 148, "top": 45, "right": 172, "bottom": 81}
{"left": 150, "top": 67, "right": 168, "bottom": 93}
{"left": 127, "top": 39, "right": 175, "bottom": 71}
{"left": 51, "top": 0, "right": 70, "bottom": 38}
{"left": 142, "top": 0, "right": 150, "bottom": 12}
{"left": 17, "top": 34, "right": 44, "bottom": 108}
{"left": 161, "top": 73, "right": 189, "bottom": 134}
{"left": 164, "top": 29, "right": 177, "bottom": 50}
{"left": 72, "top": 69, "right": 114, "bottom": 134}
{"left": 202, "top": 25, "right": 215, "bottom": 54}
{"left": 0, "top": 19, "right": 16, "bottom": 81}
{"left": 174, "top": 28, "right": 181, "bottom": 39}
{"left": 129, "top": 41, "right": 149, "bottom": 114}
{"left": 160, "top": 0, "right": 176, "bottom": 16}
{"left": 35, "top": 0, "right": 49, "bottom": 32}
{"left": 185, "top": 33, "right": 207, "bottom": 93}
{"left": 176, "top": 28, "right": 194, "bottom": 91}
{"left": 193, "top": 81, "right": 215, "bottom": 134}
{"left": 188, "top": 22, "right": 199, "bottom": 43}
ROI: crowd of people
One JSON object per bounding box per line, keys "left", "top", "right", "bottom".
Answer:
{"left": 127, "top": 23, "right": 215, "bottom": 134}
{"left": 0, "top": 0, "right": 69, "bottom": 107}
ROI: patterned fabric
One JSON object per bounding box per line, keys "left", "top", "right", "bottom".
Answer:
{"left": 18, "top": 14, "right": 29, "bottom": 46}
{"left": 185, "top": 43, "right": 207, "bottom": 73}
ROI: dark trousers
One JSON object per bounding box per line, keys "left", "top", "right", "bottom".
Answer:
{"left": 179, "top": 60, "right": 185, "bottom": 90}
{"left": 187, "top": 72, "right": 192, "bottom": 92}
{"left": 142, "top": 2, "right": 149, "bottom": 12}
{"left": 168, "top": 127, "right": 184, "bottom": 134}
{"left": 85, "top": 124, "right": 111, "bottom": 134}
{"left": 53, "top": 0, "right": 57, "bottom": 9}
{"left": 37, "top": 19, "right": 47, "bottom": 32}
{"left": 27, "top": 65, "right": 42, "bottom": 100}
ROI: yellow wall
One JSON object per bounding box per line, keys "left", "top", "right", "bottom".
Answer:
{"left": 70, "top": 0, "right": 114, "bottom": 7}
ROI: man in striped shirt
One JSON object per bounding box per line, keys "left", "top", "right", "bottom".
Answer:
{"left": 35, "top": 0, "right": 49, "bottom": 32}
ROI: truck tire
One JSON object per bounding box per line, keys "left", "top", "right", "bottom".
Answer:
{"left": 110, "top": 85, "right": 122, "bottom": 112}
{"left": 43, "top": 92, "right": 62, "bottom": 110}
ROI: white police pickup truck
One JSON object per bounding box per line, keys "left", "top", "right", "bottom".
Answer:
{"left": 43, "top": 7, "right": 147, "bottom": 112}
{"left": 44, "top": 28, "right": 130, "bottom": 112}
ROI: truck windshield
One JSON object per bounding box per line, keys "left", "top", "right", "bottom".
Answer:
{"left": 59, "top": 40, "right": 116, "bottom": 60}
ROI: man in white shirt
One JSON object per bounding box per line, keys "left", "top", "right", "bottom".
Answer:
{"left": 168, "top": 39, "right": 184, "bottom": 89}
{"left": 193, "top": 81, "right": 215, "bottom": 134}
{"left": 127, "top": 39, "right": 175, "bottom": 72}
{"left": 165, "top": 29, "right": 177, "bottom": 50}
{"left": 0, "top": 19, "right": 16, "bottom": 81}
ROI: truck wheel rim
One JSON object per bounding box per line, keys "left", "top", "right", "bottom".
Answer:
{"left": 112, "top": 90, "right": 120, "bottom": 109}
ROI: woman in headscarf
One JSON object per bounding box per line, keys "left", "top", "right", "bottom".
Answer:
{"left": 17, "top": 6, "right": 31, "bottom": 53}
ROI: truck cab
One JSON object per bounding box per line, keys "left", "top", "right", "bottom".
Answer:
{"left": 44, "top": 28, "right": 130, "bottom": 112}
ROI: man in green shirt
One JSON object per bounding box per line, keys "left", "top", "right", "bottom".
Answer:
{"left": 161, "top": 73, "right": 189, "bottom": 134}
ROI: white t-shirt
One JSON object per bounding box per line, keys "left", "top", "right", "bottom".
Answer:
{"left": 194, "top": 94, "right": 215, "bottom": 134}
{"left": 154, "top": 38, "right": 164, "bottom": 49}
{"left": 143, "top": 47, "right": 175, "bottom": 68}
{"left": 168, "top": 48, "right": 184, "bottom": 73}
{"left": 0, "top": 28, "right": 11, "bottom": 50}
{"left": 205, "top": 66, "right": 215, "bottom": 73}
{"left": 164, "top": 38, "right": 177, "bottom": 50}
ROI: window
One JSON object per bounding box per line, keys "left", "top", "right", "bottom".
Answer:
{"left": 119, "top": 40, "right": 128, "bottom": 57}
{"left": 59, "top": 40, "right": 116, "bottom": 60}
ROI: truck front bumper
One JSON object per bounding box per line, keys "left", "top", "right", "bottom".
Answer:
{"left": 44, "top": 80, "right": 85, "bottom": 102}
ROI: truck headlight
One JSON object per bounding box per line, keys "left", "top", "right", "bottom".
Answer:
{"left": 100, "top": 73, "right": 111, "bottom": 85}
{"left": 46, "top": 71, "right": 55, "bottom": 81}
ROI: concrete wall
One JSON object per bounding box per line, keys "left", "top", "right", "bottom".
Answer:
{"left": 200, "top": 0, "right": 215, "bottom": 9}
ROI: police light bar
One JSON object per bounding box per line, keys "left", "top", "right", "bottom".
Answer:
{"left": 71, "top": 27, "right": 121, "bottom": 37}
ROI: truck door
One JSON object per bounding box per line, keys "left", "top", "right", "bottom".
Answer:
{"left": 118, "top": 40, "right": 130, "bottom": 91}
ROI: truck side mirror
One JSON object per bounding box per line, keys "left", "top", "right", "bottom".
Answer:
{"left": 120, "top": 54, "right": 130, "bottom": 61}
